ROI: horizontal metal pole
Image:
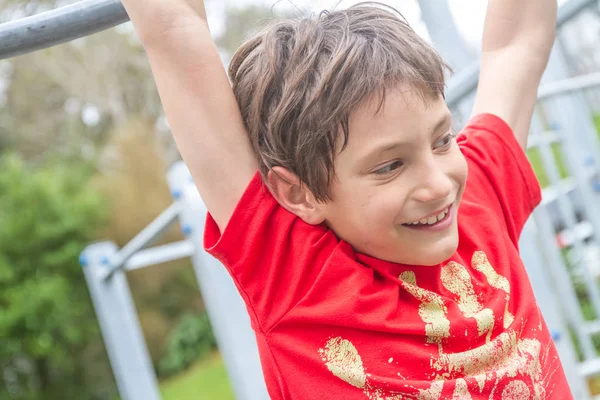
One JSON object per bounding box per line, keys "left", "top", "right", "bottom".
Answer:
{"left": 445, "top": 0, "right": 597, "bottom": 108}
{"left": 125, "top": 240, "right": 195, "bottom": 271}
{"left": 578, "top": 358, "right": 600, "bottom": 378}
{"left": 539, "top": 161, "right": 597, "bottom": 205}
{"left": 0, "top": 0, "right": 594, "bottom": 67}
{"left": 0, "top": 0, "right": 129, "bottom": 60}
{"left": 557, "top": 220, "right": 594, "bottom": 247}
{"left": 527, "top": 131, "right": 562, "bottom": 149}
{"left": 540, "top": 177, "right": 578, "bottom": 206}
{"left": 538, "top": 71, "right": 600, "bottom": 100}
{"left": 103, "top": 201, "right": 181, "bottom": 279}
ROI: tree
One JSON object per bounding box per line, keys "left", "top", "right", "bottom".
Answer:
{"left": 0, "top": 0, "right": 167, "bottom": 164}
{"left": 0, "top": 153, "right": 114, "bottom": 399}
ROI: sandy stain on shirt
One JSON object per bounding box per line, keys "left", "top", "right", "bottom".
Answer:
{"left": 472, "top": 251, "right": 514, "bottom": 329}
{"left": 441, "top": 261, "right": 494, "bottom": 342}
{"left": 318, "top": 337, "right": 366, "bottom": 389}
{"left": 318, "top": 250, "right": 552, "bottom": 399}
{"left": 399, "top": 271, "right": 450, "bottom": 344}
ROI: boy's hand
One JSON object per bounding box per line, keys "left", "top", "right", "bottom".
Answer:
{"left": 471, "top": 0, "right": 557, "bottom": 149}
{"left": 119, "top": 0, "right": 257, "bottom": 232}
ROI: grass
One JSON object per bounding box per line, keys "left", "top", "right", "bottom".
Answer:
{"left": 159, "top": 352, "right": 235, "bottom": 400}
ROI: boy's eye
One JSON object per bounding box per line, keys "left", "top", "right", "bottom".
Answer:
{"left": 434, "top": 131, "right": 456, "bottom": 150}
{"left": 374, "top": 161, "right": 403, "bottom": 175}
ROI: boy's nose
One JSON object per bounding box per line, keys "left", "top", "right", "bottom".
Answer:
{"left": 412, "top": 168, "right": 453, "bottom": 204}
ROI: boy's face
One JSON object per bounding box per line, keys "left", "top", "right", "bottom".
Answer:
{"left": 319, "top": 87, "right": 468, "bottom": 266}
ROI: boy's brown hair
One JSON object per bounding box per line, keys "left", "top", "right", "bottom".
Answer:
{"left": 228, "top": 2, "right": 449, "bottom": 201}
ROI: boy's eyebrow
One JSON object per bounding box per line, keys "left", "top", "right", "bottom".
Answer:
{"left": 358, "top": 112, "right": 454, "bottom": 165}
{"left": 432, "top": 112, "right": 453, "bottom": 136}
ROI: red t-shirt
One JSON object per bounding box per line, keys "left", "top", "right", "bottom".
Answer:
{"left": 205, "top": 114, "right": 572, "bottom": 399}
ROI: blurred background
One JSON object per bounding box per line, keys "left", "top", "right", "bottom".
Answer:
{"left": 1, "top": 0, "right": 600, "bottom": 399}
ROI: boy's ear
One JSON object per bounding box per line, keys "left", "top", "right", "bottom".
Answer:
{"left": 267, "top": 166, "right": 326, "bottom": 226}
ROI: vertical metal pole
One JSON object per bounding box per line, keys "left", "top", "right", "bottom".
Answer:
{"left": 520, "top": 221, "right": 592, "bottom": 399}
{"left": 532, "top": 204, "right": 597, "bottom": 359}
{"left": 542, "top": 42, "right": 600, "bottom": 184}
{"left": 80, "top": 241, "right": 161, "bottom": 400}
{"left": 417, "top": 0, "right": 476, "bottom": 126}
{"left": 536, "top": 127, "right": 600, "bottom": 318}
{"left": 416, "top": 0, "right": 472, "bottom": 71}
{"left": 167, "top": 162, "right": 269, "bottom": 400}
{"left": 541, "top": 44, "right": 600, "bottom": 305}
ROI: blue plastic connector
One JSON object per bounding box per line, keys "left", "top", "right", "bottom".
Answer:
{"left": 181, "top": 224, "right": 192, "bottom": 236}
{"left": 584, "top": 155, "right": 595, "bottom": 167}
{"left": 79, "top": 254, "right": 88, "bottom": 267}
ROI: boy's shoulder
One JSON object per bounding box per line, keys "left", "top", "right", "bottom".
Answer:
{"left": 457, "top": 113, "right": 541, "bottom": 244}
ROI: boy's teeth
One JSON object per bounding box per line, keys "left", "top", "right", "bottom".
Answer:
{"left": 409, "top": 207, "right": 449, "bottom": 226}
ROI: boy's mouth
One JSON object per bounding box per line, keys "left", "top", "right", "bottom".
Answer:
{"left": 402, "top": 204, "right": 453, "bottom": 230}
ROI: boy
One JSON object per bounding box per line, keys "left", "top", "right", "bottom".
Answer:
{"left": 120, "top": 0, "right": 570, "bottom": 398}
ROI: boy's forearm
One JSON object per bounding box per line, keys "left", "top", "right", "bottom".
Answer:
{"left": 472, "top": 0, "right": 557, "bottom": 149}
{"left": 483, "top": 0, "right": 557, "bottom": 58}
{"left": 120, "top": 0, "right": 208, "bottom": 45}
{"left": 118, "top": 0, "right": 258, "bottom": 232}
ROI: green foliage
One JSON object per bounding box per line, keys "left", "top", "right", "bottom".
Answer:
{"left": 0, "top": 153, "right": 112, "bottom": 399}
{"left": 158, "top": 313, "right": 217, "bottom": 378}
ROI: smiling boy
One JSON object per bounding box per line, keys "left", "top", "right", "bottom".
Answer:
{"left": 120, "top": 0, "right": 570, "bottom": 398}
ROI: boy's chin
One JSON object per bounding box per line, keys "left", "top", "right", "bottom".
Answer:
{"left": 410, "top": 239, "right": 459, "bottom": 266}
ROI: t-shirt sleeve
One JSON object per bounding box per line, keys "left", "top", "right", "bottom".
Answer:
{"left": 457, "top": 113, "right": 542, "bottom": 245}
{"left": 203, "top": 172, "right": 335, "bottom": 331}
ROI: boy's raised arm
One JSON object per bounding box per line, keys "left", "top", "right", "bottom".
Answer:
{"left": 120, "top": 0, "right": 257, "bottom": 232}
{"left": 471, "top": 0, "right": 557, "bottom": 150}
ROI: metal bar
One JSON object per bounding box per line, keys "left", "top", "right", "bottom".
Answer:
{"left": 533, "top": 205, "right": 598, "bottom": 359}
{"left": 124, "top": 240, "right": 195, "bottom": 271}
{"left": 557, "top": 221, "right": 595, "bottom": 248}
{"left": 539, "top": 164, "right": 596, "bottom": 206}
{"left": 103, "top": 201, "right": 181, "bottom": 279}
{"left": 81, "top": 242, "right": 161, "bottom": 400}
{"left": 583, "top": 320, "right": 600, "bottom": 336}
{"left": 445, "top": 0, "right": 597, "bottom": 108}
{"left": 578, "top": 358, "right": 600, "bottom": 378}
{"left": 166, "top": 161, "right": 270, "bottom": 400}
{"left": 520, "top": 220, "right": 592, "bottom": 398}
{"left": 538, "top": 134, "right": 600, "bottom": 341}
{"left": 539, "top": 72, "right": 600, "bottom": 100}
{"left": 527, "top": 131, "right": 562, "bottom": 148}
{"left": 540, "top": 178, "right": 578, "bottom": 206}
{"left": 0, "top": 0, "right": 128, "bottom": 60}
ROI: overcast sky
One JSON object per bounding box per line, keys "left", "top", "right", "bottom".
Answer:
{"left": 205, "top": 0, "right": 570, "bottom": 53}
{"left": 207, "top": 0, "right": 488, "bottom": 50}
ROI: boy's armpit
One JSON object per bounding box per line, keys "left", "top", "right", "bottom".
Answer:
{"left": 458, "top": 113, "right": 541, "bottom": 244}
